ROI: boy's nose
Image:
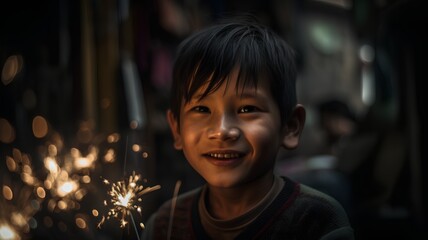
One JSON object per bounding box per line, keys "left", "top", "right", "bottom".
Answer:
{"left": 207, "top": 115, "right": 240, "bottom": 141}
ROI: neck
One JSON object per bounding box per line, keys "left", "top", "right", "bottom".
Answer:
{"left": 205, "top": 172, "right": 274, "bottom": 220}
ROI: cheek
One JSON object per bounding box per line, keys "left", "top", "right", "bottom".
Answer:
{"left": 180, "top": 121, "right": 204, "bottom": 146}
{"left": 244, "top": 121, "right": 281, "bottom": 148}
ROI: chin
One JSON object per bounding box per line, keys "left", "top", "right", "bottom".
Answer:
{"left": 205, "top": 175, "right": 244, "bottom": 188}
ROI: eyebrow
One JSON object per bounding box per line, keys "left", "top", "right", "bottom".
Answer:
{"left": 190, "top": 89, "right": 263, "bottom": 101}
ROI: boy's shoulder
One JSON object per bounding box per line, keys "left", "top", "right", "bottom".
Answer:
{"left": 273, "top": 180, "right": 354, "bottom": 239}
{"left": 293, "top": 183, "right": 350, "bottom": 220}
{"left": 244, "top": 177, "right": 354, "bottom": 239}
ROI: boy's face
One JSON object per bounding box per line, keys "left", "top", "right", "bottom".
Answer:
{"left": 167, "top": 69, "right": 300, "bottom": 188}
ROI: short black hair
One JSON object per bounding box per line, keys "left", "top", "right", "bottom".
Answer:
{"left": 169, "top": 17, "right": 297, "bottom": 125}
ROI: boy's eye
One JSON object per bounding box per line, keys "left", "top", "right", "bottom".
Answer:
{"left": 238, "top": 105, "right": 259, "bottom": 113}
{"left": 191, "top": 106, "right": 210, "bottom": 113}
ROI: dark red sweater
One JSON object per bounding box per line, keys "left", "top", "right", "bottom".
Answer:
{"left": 143, "top": 177, "right": 354, "bottom": 240}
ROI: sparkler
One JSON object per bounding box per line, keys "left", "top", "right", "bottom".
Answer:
{"left": 96, "top": 171, "right": 160, "bottom": 239}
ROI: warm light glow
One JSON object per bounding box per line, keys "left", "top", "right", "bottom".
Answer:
{"left": 74, "top": 189, "right": 86, "bottom": 200}
{"left": 0, "top": 118, "right": 15, "bottom": 144}
{"left": 104, "top": 149, "right": 116, "bottom": 163}
{"left": 36, "top": 187, "right": 46, "bottom": 199}
{"left": 74, "top": 157, "right": 91, "bottom": 169}
{"left": 44, "top": 180, "right": 52, "bottom": 189}
{"left": 1, "top": 54, "right": 23, "bottom": 86}
{"left": 5, "top": 156, "right": 16, "bottom": 171}
{"left": 48, "top": 144, "right": 58, "bottom": 156}
{"left": 2, "top": 185, "right": 13, "bottom": 200}
{"left": 107, "top": 133, "right": 120, "bottom": 143}
{"left": 12, "top": 149, "right": 22, "bottom": 163}
{"left": 132, "top": 144, "right": 140, "bottom": 152}
{"left": 57, "top": 181, "right": 78, "bottom": 197}
{"left": 44, "top": 157, "right": 59, "bottom": 174}
{"left": 10, "top": 213, "right": 26, "bottom": 228}
{"left": 82, "top": 175, "right": 91, "bottom": 183}
{"left": 22, "top": 165, "right": 32, "bottom": 174}
{"left": 92, "top": 209, "right": 99, "bottom": 217}
{"left": 60, "top": 182, "right": 74, "bottom": 194}
{"left": 130, "top": 120, "right": 138, "bottom": 129}
{"left": 20, "top": 173, "right": 35, "bottom": 185}
{"left": 32, "top": 116, "right": 48, "bottom": 138}
{"left": 57, "top": 200, "right": 67, "bottom": 210}
{"left": 75, "top": 217, "right": 87, "bottom": 229}
{"left": 71, "top": 146, "right": 98, "bottom": 170}
{"left": 47, "top": 199, "right": 56, "bottom": 211}
{"left": 0, "top": 224, "right": 18, "bottom": 240}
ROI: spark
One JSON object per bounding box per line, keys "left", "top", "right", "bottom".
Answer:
{"left": 97, "top": 171, "right": 160, "bottom": 230}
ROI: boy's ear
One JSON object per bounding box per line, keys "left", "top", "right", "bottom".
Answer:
{"left": 166, "top": 109, "right": 183, "bottom": 150}
{"left": 282, "top": 104, "right": 306, "bottom": 150}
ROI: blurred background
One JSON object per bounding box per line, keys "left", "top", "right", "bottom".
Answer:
{"left": 0, "top": 0, "right": 426, "bottom": 239}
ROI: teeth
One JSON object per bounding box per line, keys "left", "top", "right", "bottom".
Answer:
{"left": 209, "top": 153, "right": 240, "bottom": 159}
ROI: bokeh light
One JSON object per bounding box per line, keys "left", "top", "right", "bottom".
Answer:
{"left": 0, "top": 118, "right": 16, "bottom": 144}
{"left": 1, "top": 54, "right": 23, "bottom": 86}
{"left": 32, "top": 116, "right": 48, "bottom": 138}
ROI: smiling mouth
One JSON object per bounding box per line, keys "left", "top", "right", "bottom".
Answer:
{"left": 204, "top": 151, "right": 245, "bottom": 160}
{"left": 203, "top": 152, "right": 245, "bottom": 166}
{"left": 208, "top": 153, "right": 240, "bottom": 159}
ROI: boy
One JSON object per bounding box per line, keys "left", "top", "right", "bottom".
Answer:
{"left": 143, "top": 18, "right": 354, "bottom": 240}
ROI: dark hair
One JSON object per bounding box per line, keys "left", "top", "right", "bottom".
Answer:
{"left": 169, "top": 18, "right": 297, "bottom": 125}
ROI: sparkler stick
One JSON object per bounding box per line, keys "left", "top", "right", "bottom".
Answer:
{"left": 123, "top": 136, "right": 129, "bottom": 177}
{"left": 129, "top": 212, "right": 140, "bottom": 240}
{"left": 167, "top": 180, "right": 182, "bottom": 240}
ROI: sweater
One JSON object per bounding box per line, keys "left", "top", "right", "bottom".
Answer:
{"left": 142, "top": 177, "right": 354, "bottom": 240}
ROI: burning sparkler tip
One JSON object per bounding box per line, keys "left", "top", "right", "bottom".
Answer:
{"left": 96, "top": 172, "right": 160, "bottom": 231}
